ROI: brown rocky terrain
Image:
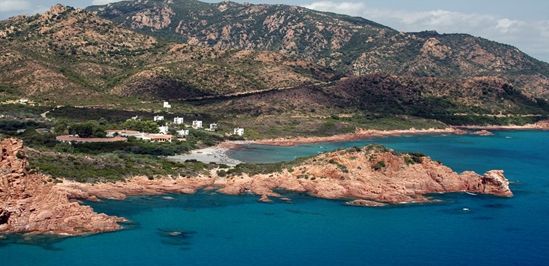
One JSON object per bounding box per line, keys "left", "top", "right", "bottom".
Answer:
{"left": 0, "top": 138, "right": 124, "bottom": 236}
{"left": 0, "top": 2, "right": 546, "bottom": 122}
{"left": 90, "top": 0, "right": 549, "bottom": 100}
{"left": 0, "top": 4, "right": 328, "bottom": 102}
{"left": 203, "top": 73, "right": 548, "bottom": 119}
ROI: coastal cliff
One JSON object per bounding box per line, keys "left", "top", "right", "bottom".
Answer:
{"left": 1, "top": 138, "right": 512, "bottom": 236}
{"left": 0, "top": 138, "right": 124, "bottom": 236}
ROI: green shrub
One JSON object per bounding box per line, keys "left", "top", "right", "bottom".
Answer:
{"left": 122, "top": 119, "right": 159, "bottom": 133}
{"left": 403, "top": 152, "right": 426, "bottom": 165}
{"left": 372, "top": 161, "right": 386, "bottom": 171}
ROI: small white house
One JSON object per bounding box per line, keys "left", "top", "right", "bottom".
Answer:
{"left": 177, "top": 129, "right": 190, "bottom": 137}
{"left": 173, "top": 117, "right": 184, "bottom": 125}
{"left": 153, "top": 115, "right": 165, "bottom": 122}
{"left": 192, "top": 120, "right": 203, "bottom": 129}
{"left": 163, "top": 101, "right": 171, "bottom": 109}
{"left": 159, "top": 126, "right": 169, "bottom": 134}
{"left": 207, "top": 123, "right": 218, "bottom": 131}
{"left": 233, "top": 128, "right": 245, "bottom": 136}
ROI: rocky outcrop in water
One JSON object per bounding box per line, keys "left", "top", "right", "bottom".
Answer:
{"left": 217, "top": 145, "right": 512, "bottom": 205}
{"left": 60, "top": 145, "right": 512, "bottom": 207}
{"left": 0, "top": 138, "right": 124, "bottom": 236}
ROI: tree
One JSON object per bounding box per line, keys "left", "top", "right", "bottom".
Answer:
{"left": 122, "top": 119, "right": 159, "bottom": 133}
{"left": 53, "top": 120, "right": 68, "bottom": 135}
{"left": 69, "top": 122, "right": 106, "bottom": 138}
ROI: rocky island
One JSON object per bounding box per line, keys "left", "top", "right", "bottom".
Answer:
{"left": 1, "top": 138, "right": 512, "bottom": 236}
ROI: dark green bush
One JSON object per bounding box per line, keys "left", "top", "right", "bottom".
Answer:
{"left": 372, "top": 161, "right": 386, "bottom": 171}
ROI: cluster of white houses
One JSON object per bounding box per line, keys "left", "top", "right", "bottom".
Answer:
{"left": 56, "top": 102, "right": 245, "bottom": 144}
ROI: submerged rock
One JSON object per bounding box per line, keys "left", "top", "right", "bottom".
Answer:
{"left": 258, "top": 194, "right": 273, "bottom": 203}
{"left": 473, "top": 130, "right": 494, "bottom": 136}
{"left": 345, "top": 199, "right": 387, "bottom": 207}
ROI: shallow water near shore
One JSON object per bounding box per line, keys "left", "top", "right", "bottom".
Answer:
{"left": 2, "top": 131, "right": 549, "bottom": 266}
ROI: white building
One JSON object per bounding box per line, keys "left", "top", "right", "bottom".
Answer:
{"left": 106, "top": 130, "right": 172, "bottom": 143}
{"left": 233, "top": 128, "right": 245, "bottom": 136}
{"left": 177, "top": 129, "right": 190, "bottom": 137}
{"left": 159, "top": 126, "right": 169, "bottom": 134}
{"left": 173, "top": 117, "right": 184, "bottom": 125}
{"left": 163, "top": 101, "right": 171, "bottom": 109}
{"left": 192, "top": 120, "right": 203, "bottom": 129}
{"left": 207, "top": 123, "right": 218, "bottom": 131}
{"left": 153, "top": 115, "right": 165, "bottom": 122}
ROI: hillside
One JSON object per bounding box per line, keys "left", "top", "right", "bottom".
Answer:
{"left": 201, "top": 74, "right": 548, "bottom": 131}
{"left": 0, "top": 1, "right": 547, "bottom": 131}
{"left": 89, "top": 0, "right": 549, "bottom": 97}
{"left": 0, "top": 4, "right": 326, "bottom": 103}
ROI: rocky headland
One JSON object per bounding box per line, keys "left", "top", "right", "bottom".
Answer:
{"left": 1, "top": 138, "right": 512, "bottom": 236}
{"left": 456, "top": 119, "right": 549, "bottom": 131}
{"left": 254, "top": 128, "right": 465, "bottom": 146}
{"left": 0, "top": 138, "right": 124, "bottom": 236}
{"left": 59, "top": 145, "right": 512, "bottom": 206}
{"left": 252, "top": 121, "right": 549, "bottom": 146}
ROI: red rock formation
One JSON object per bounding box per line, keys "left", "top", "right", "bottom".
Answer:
{"left": 216, "top": 146, "right": 512, "bottom": 204}
{"left": 60, "top": 145, "right": 512, "bottom": 207}
{"left": 0, "top": 138, "right": 124, "bottom": 236}
{"left": 1, "top": 139, "right": 512, "bottom": 236}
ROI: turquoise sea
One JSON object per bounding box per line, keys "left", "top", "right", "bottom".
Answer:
{"left": 2, "top": 130, "right": 549, "bottom": 266}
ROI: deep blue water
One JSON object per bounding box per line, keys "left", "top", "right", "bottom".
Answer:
{"left": 2, "top": 131, "right": 549, "bottom": 266}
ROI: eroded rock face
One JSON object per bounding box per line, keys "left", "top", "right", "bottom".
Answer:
{"left": 0, "top": 138, "right": 124, "bottom": 236}
{"left": 131, "top": 6, "right": 174, "bottom": 30}
{"left": 421, "top": 38, "right": 452, "bottom": 59}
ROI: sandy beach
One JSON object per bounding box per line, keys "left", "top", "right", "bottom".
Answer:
{"left": 168, "top": 146, "right": 243, "bottom": 166}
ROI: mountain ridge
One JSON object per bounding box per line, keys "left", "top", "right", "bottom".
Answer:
{"left": 87, "top": 0, "right": 549, "bottom": 78}
{"left": 0, "top": 1, "right": 547, "bottom": 126}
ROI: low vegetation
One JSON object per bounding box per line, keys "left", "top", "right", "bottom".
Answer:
{"left": 26, "top": 149, "right": 214, "bottom": 183}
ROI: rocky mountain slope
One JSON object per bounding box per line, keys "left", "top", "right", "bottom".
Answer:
{"left": 89, "top": 0, "right": 549, "bottom": 96}
{"left": 0, "top": 4, "right": 325, "bottom": 102}
{"left": 204, "top": 74, "right": 549, "bottom": 121}
{"left": 0, "top": 1, "right": 547, "bottom": 123}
